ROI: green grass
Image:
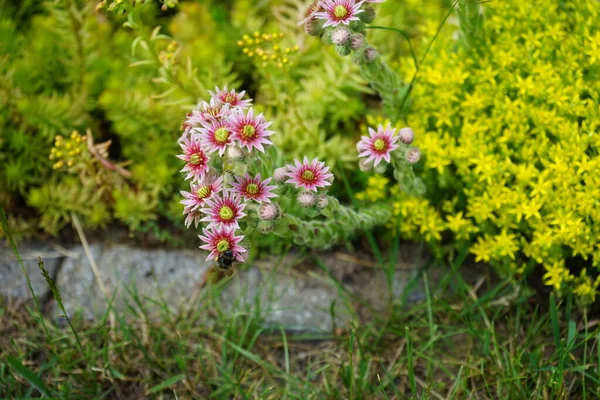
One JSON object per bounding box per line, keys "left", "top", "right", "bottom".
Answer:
{"left": 1, "top": 244, "right": 599, "bottom": 399}
{"left": 1, "top": 200, "right": 597, "bottom": 399}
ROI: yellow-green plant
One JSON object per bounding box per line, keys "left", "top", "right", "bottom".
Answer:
{"left": 387, "top": 0, "right": 600, "bottom": 303}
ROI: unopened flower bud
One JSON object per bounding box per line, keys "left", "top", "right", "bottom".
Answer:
{"left": 258, "top": 220, "right": 275, "bottom": 234}
{"left": 331, "top": 27, "right": 351, "bottom": 45}
{"left": 238, "top": 250, "right": 249, "bottom": 263}
{"left": 407, "top": 148, "right": 421, "bottom": 164}
{"left": 336, "top": 45, "right": 351, "bottom": 56}
{"left": 227, "top": 144, "right": 244, "bottom": 160}
{"left": 274, "top": 167, "right": 288, "bottom": 183}
{"left": 399, "top": 127, "right": 415, "bottom": 145}
{"left": 359, "top": 6, "right": 376, "bottom": 23}
{"left": 359, "top": 158, "right": 373, "bottom": 171}
{"left": 298, "top": 192, "right": 316, "bottom": 207}
{"left": 316, "top": 195, "right": 329, "bottom": 209}
{"left": 350, "top": 34, "right": 365, "bottom": 50}
{"left": 352, "top": 51, "right": 365, "bottom": 66}
{"left": 364, "top": 47, "right": 378, "bottom": 63}
{"left": 259, "top": 203, "right": 281, "bottom": 220}
{"left": 374, "top": 162, "right": 387, "bottom": 174}
{"left": 305, "top": 18, "right": 324, "bottom": 37}
{"left": 238, "top": 241, "right": 251, "bottom": 262}
{"left": 350, "top": 20, "right": 366, "bottom": 32}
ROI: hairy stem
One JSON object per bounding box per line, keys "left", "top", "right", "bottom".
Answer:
{"left": 273, "top": 199, "right": 392, "bottom": 249}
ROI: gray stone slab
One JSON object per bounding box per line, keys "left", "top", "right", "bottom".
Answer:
{"left": 49, "top": 242, "right": 431, "bottom": 333}
{"left": 54, "top": 245, "right": 211, "bottom": 320}
{"left": 0, "top": 242, "right": 62, "bottom": 301}
{"left": 317, "top": 246, "right": 429, "bottom": 311}
{"left": 223, "top": 262, "right": 353, "bottom": 332}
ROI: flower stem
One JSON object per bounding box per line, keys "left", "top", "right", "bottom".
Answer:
{"left": 273, "top": 198, "right": 392, "bottom": 249}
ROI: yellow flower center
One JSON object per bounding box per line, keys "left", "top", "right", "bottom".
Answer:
{"left": 246, "top": 183, "right": 259, "bottom": 194}
{"left": 225, "top": 94, "right": 237, "bottom": 103}
{"left": 374, "top": 138, "right": 386, "bottom": 151}
{"left": 197, "top": 185, "right": 211, "bottom": 199}
{"left": 208, "top": 106, "right": 222, "bottom": 116}
{"left": 189, "top": 153, "right": 203, "bottom": 165}
{"left": 302, "top": 170, "right": 315, "bottom": 182}
{"left": 217, "top": 239, "right": 230, "bottom": 252}
{"left": 242, "top": 124, "right": 256, "bottom": 138}
{"left": 219, "top": 206, "right": 234, "bottom": 220}
{"left": 334, "top": 5, "right": 348, "bottom": 18}
{"left": 215, "top": 128, "right": 230, "bottom": 143}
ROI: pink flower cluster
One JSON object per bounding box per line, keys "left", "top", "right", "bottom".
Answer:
{"left": 178, "top": 87, "right": 276, "bottom": 262}
{"left": 178, "top": 87, "right": 336, "bottom": 263}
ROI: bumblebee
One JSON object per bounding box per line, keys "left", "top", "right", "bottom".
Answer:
{"left": 214, "top": 249, "right": 235, "bottom": 276}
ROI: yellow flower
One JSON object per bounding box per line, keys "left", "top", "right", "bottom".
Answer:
{"left": 356, "top": 175, "right": 389, "bottom": 202}
{"left": 543, "top": 262, "right": 571, "bottom": 290}
{"left": 574, "top": 270, "right": 599, "bottom": 303}
{"left": 471, "top": 236, "right": 494, "bottom": 263}
{"left": 446, "top": 212, "right": 477, "bottom": 241}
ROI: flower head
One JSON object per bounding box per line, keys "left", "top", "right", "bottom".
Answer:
{"left": 199, "top": 225, "right": 246, "bottom": 262}
{"left": 208, "top": 86, "right": 252, "bottom": 109}
{"left": 285, "top": 156, "right": 334, "bottom": 192}
{"left": 180, "top": 111, "right": 202, "bottom": 137}
{"left": 180, "top": 173, "right": 224, "bottom": 228}
{"left": 314, "top": 0, "right": 365, "bottom": 28}
{"left": 231, "top": 174, "right": 278, "bottom": 203}
{"left": 229, "top": 108, "right": 275, "bottom": 153}
{"left": 357, "top": 124, "right": 399, "bottom": 167}
{"left": 199, "top": 119, "right": 234, "bottom": 156}
{"left": 200, "top": 191, "right": 247, "bottom": 229}
{"left": 177, "top": 134, "right": 210, "bottom": 182}
{"left": 195, "top": 99, "right": 230, "bottom": 125}
{"left": 298, "top": 0, "right": 323, "bottom": 25}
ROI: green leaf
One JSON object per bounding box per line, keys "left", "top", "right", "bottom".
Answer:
{"left": 6, "top": 356, "right": 50, "bottom": 397}
{"left": 550, "top": 293, "right": 560, "bottom": 349}
{"left": 148, "top": 374, "right": 185, "bottom": 394}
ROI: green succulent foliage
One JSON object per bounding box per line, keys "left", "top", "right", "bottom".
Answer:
{"left": 27, "top": 177, "right": 110, "bottom": 234}
{"left": 112, "top": 187, "right": 157, "bottom": 232}
{"left": 1, "top": 0, "right": 423, "bottom": 242}
{"left": 0, "top": 0, "right": 236, "bottom": 239}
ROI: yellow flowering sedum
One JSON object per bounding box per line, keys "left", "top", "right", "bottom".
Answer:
{"left": 390, "top": 0, "right": 600, "bottom": 300}
{"left": 238, "top": 31, "right": 299, "bottom": 69}
{"left": 356, "top": 175, "right": 390, "bottom": 202}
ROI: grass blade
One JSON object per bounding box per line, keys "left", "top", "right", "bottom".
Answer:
{"left": 550, "top": 293, "right": 560, "bottom": 349}
{"left": 148, "top": 374, "right": 186, "bottom": 394}
{"left": 38, "top": 257, "right": 90, "bottom": 364}
{"left": 7, "top": 356, "right": 50, "bottom": 397}
{"left": 0, "top": 204, "right": 51, "bottom": 339}
{"left": 406, "top": 326, "right": 417, "bottom": 395}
